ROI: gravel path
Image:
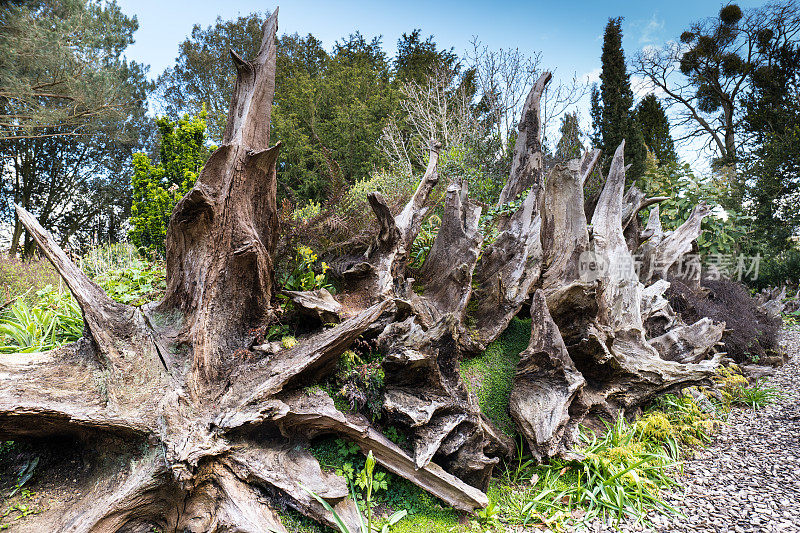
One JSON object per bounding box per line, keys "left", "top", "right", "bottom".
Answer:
{"left": 594, "top": 328, "right": 800, "bottom": 533}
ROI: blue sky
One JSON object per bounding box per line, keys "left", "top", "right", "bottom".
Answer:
{"left": 115, "top": 0, "right": 767, "bottom": 164}
{"left": 118, "top": 0, "right": 765, "bottom": 79}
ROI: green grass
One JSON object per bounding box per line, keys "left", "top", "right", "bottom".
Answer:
{"left": 278, "top": 507, "right": 326, "bottom": 533}
{"left": 307, "top": 435, "right": 459, "bottom": 533}
{"left": 459, "top": 317, "right": 531, "bottom": 436}
{"left": 389, "top": 507, "right": 458, "bottom": 533}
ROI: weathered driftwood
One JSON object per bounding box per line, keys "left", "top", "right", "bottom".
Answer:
{"left": 649, "top": 318, "right": 726, "bottom": 363}
{"left": 572, "top": 144, "right": 722, "bottom": 420}
{"left": 267, "top": 389, "right": 489, "bottom": 511}
{"left": 539, "top": 150, "right": 600, "bottom": 332}
{"left": 378, "top": 317, "right": 507, "bottom": 491}
{"left": 2, "top": 14, "right": 395, "bottom": 531}
{"left": 466, "top": 189, "right": 543, "bottom": 352}
{"left": 461, "top": 73, "right": 552, "bottom": 352}
{"left": 497, "top": 72, "right": 552, "bottom": 207}
{"left": 757, "top": 286, "right": 787, "bottom": 318}
{"left": 343, "top": 140, "right": 442, "bottom": 301}
{"left": 621, "top": 185, "right": 669, "bottom": 252}
{"left": 639, "top": 202, "right": 711, "bottom": 284}
{"left": 540, "top": 151, "right": 598, "bottom": 295}
{"left": 640, "top": 279, "right": 678, "bottom": 337}
{"left": 412, "top": 180, "right": 483, "bottom": 326}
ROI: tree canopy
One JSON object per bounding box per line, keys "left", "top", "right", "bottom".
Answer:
{"left": 636, "top": 94, "right": 677, "bottom": 165}
{"left": 0, "top": 0, "right": 150, "bottom": 255}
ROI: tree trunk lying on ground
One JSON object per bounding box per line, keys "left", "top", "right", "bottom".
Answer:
{"left": 1, "top": 11, "right": 726, "bottom": 531}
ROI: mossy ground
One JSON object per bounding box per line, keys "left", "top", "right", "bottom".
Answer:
{"left": 459, "top": 317, "right": 531, "bottom": 436}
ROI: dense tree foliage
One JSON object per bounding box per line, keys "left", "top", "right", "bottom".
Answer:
{"left": 276, "top": 33, "right": 400, "bottom": 201}
{"left": 0, "top": 0, "right": 149, "bottom": 141}
{"left": 156, "top": 14, "right": 266, "bottom": 142}
{"left": 156, "top": 15, "right": 464, "bottom": 204}
{"left": 635, "top": 94, "right": 677, "bottom": 165}
{"left": 394, "top": 29, "right": 458, "bottom": 85}
{"left": 592, "top": 17, "right": 646, "bottom": 182}
{"left": 0, "top": 0, "right": 151, "bottom": 256}
{"left": 741, "top": 19, "right": 800, "bottom": 253}
{"left": 129, "top": 112, "right": 212, "bottom": 255}
{"left": 2, "top": 0, "right": 799, "bottom": 290}
{"left": 555, "top": 112, "right": 583, "bottom": 161}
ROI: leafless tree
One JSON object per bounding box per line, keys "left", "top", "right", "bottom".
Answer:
{"left": 466, "top": 38, "right": 587, "bottom": 152}
{"left": 379, "top": 66, "right": 478, "bottom": 172}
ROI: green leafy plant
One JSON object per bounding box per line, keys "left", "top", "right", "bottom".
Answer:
{"left": 727, "top": 377, "right": 781, "bottom": 409}
{"left": 0, "top": 285, "right": 82, "bottom": 353}
{"left": 281, "top": 245, "right": 333, "bottom": 292}
{"left": 293, "top": 200, "right": 323, "bottom": 221}
{"left": 301, "top": 451, "right": 407, "bottom": 533}
{"left": 81, "top": 243, "right": 166, "bottom": 306}
{"left": 474, "top": 501, "right": 501, "bottom": 531}
{"left": 129, "top": 110, "right": 213, "bottom": 256}
{"left": 492, "top": 404, "right": 716, "bottom": 529}
{"left": 642, "top": 157, "right": 750, "bottom": 258}
{"left": 409, "top": 215, "right": 441, "bottom": 269}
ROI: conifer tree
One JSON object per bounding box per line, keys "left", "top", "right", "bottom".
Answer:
{"left": 595, "top": 17, "right": 647, "bottom": 181}
{"left": 129, "top": 111, "right": 212, "bottom": 255}
{"left": 635, "top": 94, "right": 678, "bottom": 164}
{"left": 556, "top": 112, "right": 584, "bottom": 161}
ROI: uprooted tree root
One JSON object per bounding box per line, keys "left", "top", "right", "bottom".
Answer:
{"left": 667, "top": 277, "right": 783, "bottom": 365}
{"left": 0, "top": 10, "right": 731, "bottom": 532}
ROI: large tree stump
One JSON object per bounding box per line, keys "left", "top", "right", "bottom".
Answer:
{"left": 3, "top": 12, "right": 730, "bottom": 529}
{"left": 2, "top": 14, "right": 486, "bottom": 531}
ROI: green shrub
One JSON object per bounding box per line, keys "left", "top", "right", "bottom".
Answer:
{"left": 281, "top": 245, "right": 333, "bottom": 292}
{"left": 292, "top": 200, "right": 323, "bottom": 221}
{"left": 750, "top": 247, "right": 800, "bottom": 290}
{"left": 493, "top": 416, "right": 682, "bottom": 529}
{"left": 0, "top": 244, "right": 165, "bottom": 354}
{"left": 82, "top": 244, "right": 166, "bottom": 306}
{"left": 642, "top": 157, "right": 748, "bottom": 258}
{"left": 129, "top": 111, "right": 213, "bottom": 256}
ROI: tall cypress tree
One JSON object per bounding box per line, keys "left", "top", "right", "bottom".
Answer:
{"left": 589, "top": 84, "right": 602, "bottom": 147}
{"left": 596, "top": 17, "right": 646, "bottom": 181}
{"left": 556, "top": 112, "right": 584, "bottom": 161}
{"left": 635, "top": 94, "right": 677, "bottom": 164}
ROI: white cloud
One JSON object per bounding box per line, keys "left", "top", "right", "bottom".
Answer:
{"left": 637, "top": 13, "right": 665, "bottom": 44}
{"left": 582, "top": 68, "right": 601, "bottom": 85}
